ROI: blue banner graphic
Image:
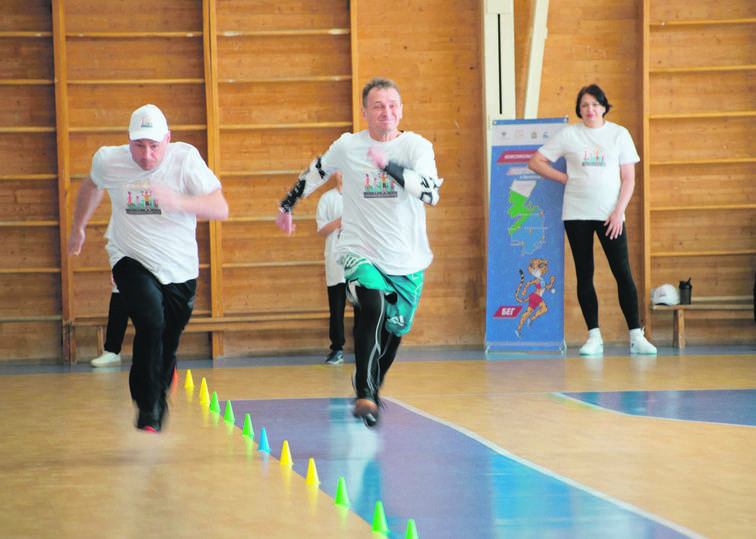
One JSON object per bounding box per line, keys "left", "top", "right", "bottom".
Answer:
{"left": 486, "top": 118, "right": 568, "bottom": 353}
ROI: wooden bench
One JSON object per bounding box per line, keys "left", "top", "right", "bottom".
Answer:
{"left": 69, "top": 310, "right": 354, "bottom": 363}
{"left": 650, "top": 296, "right": 754, "bottom": 349}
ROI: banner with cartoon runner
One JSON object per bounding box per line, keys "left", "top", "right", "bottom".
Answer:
{"left": 486, "top": 118, "right": 568, "bottom": 353}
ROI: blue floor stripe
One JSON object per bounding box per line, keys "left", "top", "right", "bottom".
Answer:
{"left": 228, "top": 397, "right": 701, "bottom": 539}
{"left": 562, "top": 389, "right": 756, "bottom": 427}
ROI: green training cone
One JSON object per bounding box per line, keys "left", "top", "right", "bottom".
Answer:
{"left": 209, "top": 391, "right": 221, "bottom": 413}
{"left": 334, "top": 477, "right": 350, "bottom": 507}
{"left": 223, "top": 400, "right": 235, "bottom": 422}
{"left": 372, "top": 501, "right": 389, "bottom": 535}
{"left": 405, "top": 518, "right": 419, "bottom": 539}
{"left": 242, "top": 413, "right": 254, "bottom": 438}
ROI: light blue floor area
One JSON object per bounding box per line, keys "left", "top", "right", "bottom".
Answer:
{"left": 228, "top": 397, "right": 701, "bottom": 539}
{"left": 561, "top": 389, "right": 756, "bottom": 427}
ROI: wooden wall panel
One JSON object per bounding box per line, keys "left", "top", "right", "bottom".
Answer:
{"left": 0, "top": 85, "right": 56, "bottom": 126}
{"left": 351, "top": 0, "right": 486, "bottom": 348}
{"left": 649, "top": 25, "right": 754, "bottom": 69}
{"left": 0, "top": 134, "right": 58, "bottom": 175}
{"left": 650, "top": 210, "right": 756, "bottom": 254}
{"left": 223, "top": 222, "right": 323, "bottom": 264}
{"left": 0, "top": 275, "right": 60, "bottom": 317}
{"left": 643, "top": 0, "right": 755, "bottom": 347}
{"left": 65, "top": 38, "right": 205, "bottom": 81}
{"left": 218, "top": 81, "right": 352, "bottom": 125}
{"left": 215, "top": 0, "right": 350, "bottom": 29}
{"left": 2, "top": 228, "right": 60, "bottom": 270}
{"left": 216, "top": 35, "right": 351, "bottom": 79}
{"left": 66, "top": 85, "right": 207, "bottom": 128}
{"left": 649, "top": 71, "right": 755, "bottom": 116}
{"left": 650, "top": 255, "right": 756, "bottom": 297}
{"left": 63, "top": 0, "right": 203, "bottom": 32}
{"left": 0, "top": 180, "right": 59, "bottom": 223}
{"left": 650, "top": 117, "right": 753, "bottom": 161}
{"left": 223, "top": 267, "right": 326, "bottom": 313}
{"left": 0, "top": 39, "right": 53, "bottom": 79}
{"left": 649, "top": 163, "right": 756, "bottom": 207}
{"left": 218, "top": 128, "right": 347, "bottom": 172}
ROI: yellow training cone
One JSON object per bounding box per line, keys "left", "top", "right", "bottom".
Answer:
{"left": 199, "top": 377, "right": 210, "bottom": 406}
{"left": 305, "top": 458, "right": 320, "bottom": 485}
{"left": 280, "top": 440, "right": 293, "bottom": 467}
{"left": 184, "top": 369, "right": 194, "bottom": 389}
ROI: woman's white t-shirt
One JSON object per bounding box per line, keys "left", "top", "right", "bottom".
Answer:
{"left": 537, "top": 121, "right": 640, "bottom": 221}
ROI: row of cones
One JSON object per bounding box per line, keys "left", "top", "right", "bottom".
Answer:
{"left": 183, "top": 369, "right": 419, "bottom": 538}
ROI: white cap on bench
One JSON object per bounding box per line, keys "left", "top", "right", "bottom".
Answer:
{"left": 651, "top": 284, "right": 680, "bottom": 306}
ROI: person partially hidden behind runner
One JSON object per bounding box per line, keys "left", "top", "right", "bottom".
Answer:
{"left": 276, "top": 77, "right": 443, "bottom": 427}
{"left": 316, "top": 171, "right": 347, "bottom": 366}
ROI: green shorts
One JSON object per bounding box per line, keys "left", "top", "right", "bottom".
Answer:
{"left": 341, "top": 254, "right": 425, "bottom": 337}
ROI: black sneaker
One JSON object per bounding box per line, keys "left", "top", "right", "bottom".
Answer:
{"left": 325, "top": 350, "right": 343, "bottom": 365}
{"left": 136, "top": 409, "right": 160, "bottom": 432}
{"left": 352, "top": 398, "right": 379, "bottom": 428}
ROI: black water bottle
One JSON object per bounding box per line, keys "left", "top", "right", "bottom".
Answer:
{"left": 679, "top": 278, "right": 692, "bottom": 305}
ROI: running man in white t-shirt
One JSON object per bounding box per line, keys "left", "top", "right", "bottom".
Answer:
{"left": 276, "top": 77, "right": 443, "bottom": 427}
{"left": 528, "top": 84, "right": 656, "bottom": 357}
{"left": 68, "top": 104, "right": 229, "bottom": 432}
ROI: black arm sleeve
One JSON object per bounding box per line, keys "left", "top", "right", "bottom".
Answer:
{"left": 382, "top": 161, "right": 442, "bottom": 206}
{"left": 279, "top": 156, "right": 330, "bottom": 212}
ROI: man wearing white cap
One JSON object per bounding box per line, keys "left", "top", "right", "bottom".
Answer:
{"left": 68, "top": 104, "right": 229, "bottom": 432}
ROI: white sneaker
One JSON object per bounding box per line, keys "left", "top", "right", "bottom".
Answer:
{"left": 630, "top": 334, "right": 657, "bottom": 355}
{"left": 91, "top": 351, "right": 121, "bottom": 367}
{"left": 579, "top": 336, "right": 603, "bottom": 356}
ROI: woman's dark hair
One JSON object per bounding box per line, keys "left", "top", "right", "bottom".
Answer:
{"left": 575, "top": 84, "right": 612, "bottom": 118}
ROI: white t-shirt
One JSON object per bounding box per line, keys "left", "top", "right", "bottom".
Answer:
{"left": 90, "top": 142, "right": 222, "bottom": 284}
{"left": 317, "top": 130, "right": 437, "bottom": 275}
{"left": 537, "top": 121, "right": 640, "bottom": 221}
{"left": 316, "top": 188, "right": 345, "bottom": 286}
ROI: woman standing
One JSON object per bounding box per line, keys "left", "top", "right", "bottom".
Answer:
{"left": 528, "top": 84, "right": 656, "bottom": 356}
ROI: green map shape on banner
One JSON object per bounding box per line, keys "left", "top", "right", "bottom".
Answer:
{"left": 507, "top": 180, "right": 546, "bottom": 255}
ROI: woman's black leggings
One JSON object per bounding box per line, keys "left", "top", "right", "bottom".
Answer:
{"left": 563, "top": 220, "right": 640, "bottom": 331}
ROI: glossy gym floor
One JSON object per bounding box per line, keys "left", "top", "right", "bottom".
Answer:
{"left": 1, "top": 345, "right": 754, "bottom": 538}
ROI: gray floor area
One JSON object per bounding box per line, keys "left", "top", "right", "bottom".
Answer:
{"left": 1, "top": 344, "right": 754, "bottom": 375}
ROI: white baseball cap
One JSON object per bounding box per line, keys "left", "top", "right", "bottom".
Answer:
{"left": 128, "top": 104, "right": 169, "bottom": 142}
{"left": 651, "top": 284, "right": 680, "bottom": 306}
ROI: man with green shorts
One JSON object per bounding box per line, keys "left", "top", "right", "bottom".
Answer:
{"left": 276, "top": 77, "right": 442, "bottom": 426}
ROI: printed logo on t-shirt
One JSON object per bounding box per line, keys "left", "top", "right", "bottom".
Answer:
{"left": 581, "top": 146, "right": 607, "bottom": 167}
{"left": 124, "top": 182, "right": 162, "bottom": 215}
{"left": 363, "top": 170, "right": 398, "bottom": 199}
